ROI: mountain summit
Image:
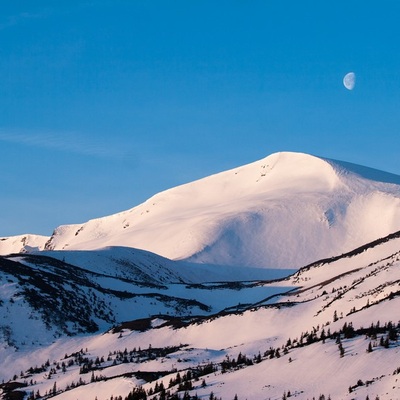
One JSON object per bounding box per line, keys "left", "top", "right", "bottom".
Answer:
{"left": 2, "top": 152, "right": 400, "bottom": 269}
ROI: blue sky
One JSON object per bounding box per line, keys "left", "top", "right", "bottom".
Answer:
{"left": 1, "top": 1, "right": 400, "bottom": 236}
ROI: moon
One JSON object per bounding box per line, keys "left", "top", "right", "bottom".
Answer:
{"left": 343, "top": 72, "right": 356, "bottom": 90}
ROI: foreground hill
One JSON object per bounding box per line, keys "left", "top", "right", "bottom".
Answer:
{"left": 1, "top": 228, "right": 400, "bottom": 399}
{"left": 0, "top": 247, "right": 290, "bottom": 349}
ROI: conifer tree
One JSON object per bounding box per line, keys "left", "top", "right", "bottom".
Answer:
{"left": 367, "top": 342, "right": 373, "bottom": 353}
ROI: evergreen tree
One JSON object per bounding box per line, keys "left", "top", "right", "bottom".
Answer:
{"left": 320, "top": 329, "right": 326, "bottom": 343}
{"left": 338, "top": 343, "right": 345, "bottom": 357}
{"left": 383, "top": 336, "right": 390, "bottom": 349}
{"left": 367, "top": 342, "right": 373, "bottom": 353}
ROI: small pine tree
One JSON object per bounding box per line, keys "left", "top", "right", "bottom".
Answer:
{"left": 339, "top": 343, "right": 345, "bottom": 357}
{"left": 384, "top": 337, "right": 390, "bottom": 349}
{"left": 320, "top": 329, "right": 326, "bottom": 343}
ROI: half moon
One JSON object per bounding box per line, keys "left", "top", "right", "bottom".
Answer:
{"left": 343, "top": 72, "right": 356, "bottom": 90}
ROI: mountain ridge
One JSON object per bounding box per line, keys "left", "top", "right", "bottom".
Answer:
{"left": 2, "top": 152, "right": 400, "bottom": 271}
{"left": 40, "top": 152, "right": 400, "bottom": 269}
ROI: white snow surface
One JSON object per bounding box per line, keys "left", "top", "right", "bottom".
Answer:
{"left": 20, "top": 151, "right": 400, "bottom": 270}
{"left": 39, "top": 246, "right": 294, "bottom": 283}
{"left": 0, "top": 234, "right": 48, "bottom": 255}
{"left": 4, "top": 152, "right": 400, "bottom": 400}
{"left": 2, "top": 227, "right": 400, "bottom": 399}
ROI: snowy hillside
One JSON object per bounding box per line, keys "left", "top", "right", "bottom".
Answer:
{"left": 1, "top": 228, "right": 400, "bottom": 399}
{"left": 0, "top": 247, "right": 292, "bottom": 349}
{"left": 2, "top": 151, "right": 400, "bottom": 399}
{"left": 36, "top": 152, "right": 400, "bottom": 270}
{"left": 0, "top": 234, "right": 48, "bottom": 255}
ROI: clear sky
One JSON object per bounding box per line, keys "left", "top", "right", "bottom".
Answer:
{"left": 1, "top": 1, "right": 400, "bottom": 236}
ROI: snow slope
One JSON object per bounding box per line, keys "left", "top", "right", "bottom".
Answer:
{"left": 2, "top": 227, "right": 400, "bottom": 399}
{"left": 38, "top": 152, "right": 400, "bottom": 270}
{"left": 3, "top": 152, "right": 400, "bottom": 400}
{"left": 39, "top": 247, "right": 293, "bottom": 284}
{"left": 0, "top": 234, "right": 48, "bottom": 255}
{"left": 0, "top": 248, "right": 293, "bottom": 350}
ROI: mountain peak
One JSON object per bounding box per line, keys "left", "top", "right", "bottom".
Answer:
{"left": 33, "top": 152, "right": 400, "bottom": 270}
{"left": 253, "top": 151, "right": 340, "bottom": 189}
{"left": 2, "top": 152, "right": 400, "bottom": 272}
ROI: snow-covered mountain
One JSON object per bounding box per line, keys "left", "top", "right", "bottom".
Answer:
{"left": 1, "top": 225, "right": 400, "bottom": 400}
{"left": 14, "top": 151, "right": 400, "bottom": 270}
{"left": 2, "top": 151, "right": 400, "bottom": 399}
{"left": 2, "top": 152, "right": 400, "bottom": 271}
